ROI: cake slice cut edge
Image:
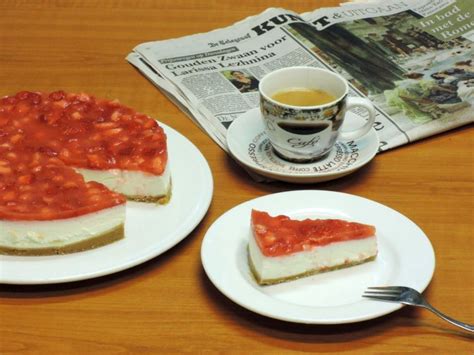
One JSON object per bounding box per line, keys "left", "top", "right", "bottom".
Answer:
{"left": 75, "top": 163, "right": 172, "bottom": 204}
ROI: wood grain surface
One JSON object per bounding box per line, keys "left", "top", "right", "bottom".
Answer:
{"left": 0, "top": 1, "right": 473, "bottom": 353}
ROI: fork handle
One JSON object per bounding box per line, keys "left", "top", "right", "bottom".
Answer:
{"left": 424, "top": 304, "right": 474, "bottom": 332}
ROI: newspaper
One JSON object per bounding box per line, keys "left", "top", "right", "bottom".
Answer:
{"left": 127, "top": 0, "right": 474, "bottom": 153}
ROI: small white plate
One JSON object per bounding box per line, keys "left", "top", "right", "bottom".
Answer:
{"left": 226, "top": 108, "right": 379, "bottom": 183}
{"left": 201, "top": 190, "right": 435, "bottom": 324}
{"left": 0, "top": 123, "right": 213, "bottom": 285}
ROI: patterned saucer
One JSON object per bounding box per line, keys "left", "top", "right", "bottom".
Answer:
{"left": 226, "top": 108, "right": 379, "bottom": 184}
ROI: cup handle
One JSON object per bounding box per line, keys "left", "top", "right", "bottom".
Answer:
{"left": 338, "top": 97, "right": 376, "bottom": 141}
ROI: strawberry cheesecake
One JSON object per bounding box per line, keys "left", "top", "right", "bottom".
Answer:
{"left": 0, "top": 91, "right": 170, "bottom": 255}
{"left": 249, "top": 210, "right": 377, "bottom": 285}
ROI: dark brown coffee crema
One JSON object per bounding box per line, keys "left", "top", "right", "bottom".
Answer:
{"left": 277, "top": 121, "right": 330, "bottom": 135}
{"left": 271, "top": 88, "right": 336, "bottom": 106}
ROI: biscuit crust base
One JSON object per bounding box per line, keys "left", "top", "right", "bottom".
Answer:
{"left": 249, "top": 250, "right": 376, "bottom": 286}
{"left": 126, "top": 179, "right": 172, "bottom": 204}
{"left": 0, "top": 224, "right": 124, "bottom": 256}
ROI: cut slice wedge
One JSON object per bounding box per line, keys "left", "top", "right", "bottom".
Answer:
{"left": 249, "top": 209, "right": 377, "bottom": 285}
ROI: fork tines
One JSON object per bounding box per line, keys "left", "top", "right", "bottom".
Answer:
{"left": 362, "top": 286, "right": 405, "bottom": 301}
{"left": 366, "top": 286, "right": 406, "bottom": 291}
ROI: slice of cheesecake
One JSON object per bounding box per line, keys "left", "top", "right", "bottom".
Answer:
{"left": 249, "top": 209, "right": 377, "bottom": 285}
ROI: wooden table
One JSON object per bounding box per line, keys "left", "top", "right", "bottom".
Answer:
{"left": 1, "top": 1, "right": 473, "bottom": 353}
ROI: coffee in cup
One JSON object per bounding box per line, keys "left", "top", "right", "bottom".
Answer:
{"left": 272, "top": 88, "right": 336, "bottom": 107}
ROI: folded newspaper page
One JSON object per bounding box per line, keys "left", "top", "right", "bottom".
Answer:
{"left": 128, "top": 0, "right": 473, "bottom": 153}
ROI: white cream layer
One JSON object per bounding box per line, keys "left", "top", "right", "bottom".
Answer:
{"left": 75, "top": 162, "right": 171, "bottom": 198}
{"left": 249, "top": 235, "right": 377, "bottom": 282}
{"left": 0, "top": 204, "right": 125, "bottom": 250}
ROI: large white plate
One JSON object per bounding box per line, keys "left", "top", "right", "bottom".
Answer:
{"left": 201, "top": 190, "right": 435, "bottom": 324}
{"left": 0, "top": 123, "right": 213, "bottom": 285}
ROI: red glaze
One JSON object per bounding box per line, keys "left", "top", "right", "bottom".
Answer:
{"left": 251, "top": 209, "right": 376, "bottom": 257}
{"left": 0, "top": 91, "right": 167, "bottom": 220}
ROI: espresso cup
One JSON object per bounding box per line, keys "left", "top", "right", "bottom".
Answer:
{"left": 259, "top": 66, "right": 376, "bottom": 162}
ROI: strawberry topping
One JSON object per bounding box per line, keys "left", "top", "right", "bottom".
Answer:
{"left": 251, "top": 209, "right": 376, "bottom": 257}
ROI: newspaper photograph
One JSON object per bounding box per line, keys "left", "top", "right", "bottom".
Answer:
{"left": 127, "top": 0, "right": 473, "bottom": 153}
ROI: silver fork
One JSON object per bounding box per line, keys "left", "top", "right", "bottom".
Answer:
{"left": 363, "top": 286, "right": 474, "bottom": 332}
